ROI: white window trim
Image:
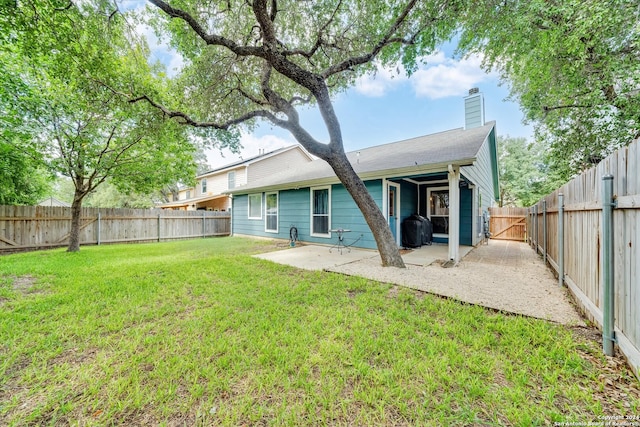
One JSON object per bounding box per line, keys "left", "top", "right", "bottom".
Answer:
{"left": 265, "top": 191, "right": 279, "bottom": 233}
{"left": 228, "top": 171, "right": 236, "bottom": 189}
{"left": 248, "top": 193, "right": 262, "bottom": 220}
{"left": 201, "top": 179, "right": 207, "bottom": 194}
{"left": 427, "top": 185, "right": 449, "bottom": 238}
{"left": 310, "top": 186, "right": 331, "bottom": 238}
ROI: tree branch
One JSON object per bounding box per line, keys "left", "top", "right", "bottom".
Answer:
{"left": 54, "top": 1, "right": 73, "bottom": 11}
{"left": 129, "top": 94, "right": 274, "bottom": 129}
{"left": 269, "top": 0, "right": 277, "bottom": 22}
{"left": 289, "top": 94, "right": 312, "bottom": 106}
{"left": 147, "top": 0, "right": 264, "bottom": 57}
{"left": 257, "top": 62, "right": 330, "bottom": 158}
{"left": 253, "top": 0, "right": 277, "bottom": 47}
{"left": 282, "top": 0, "right": 343, "bottom": 60}
{"left": 321, "top": 0, "right": 419, "bottom": 78}
{"left": 234, "top": 85, "right": 269, "bottom": 107}
{"left": 92, "top": 124, "right": 118, "bottom": 173}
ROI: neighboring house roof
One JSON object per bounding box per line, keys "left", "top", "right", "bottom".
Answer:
{"left": 228, "top": 121, "right": 496, "bottom": 193}
{"left": 159, "top": 193, "right": 228, "bottom": 209}
{"left": 159, "top": 144, "right": 314, "bottom": 209}
{"left": 197, "top": 144, "right": 314, "bottom": 178}
{"left": 38, "top": 197, "right": 71, "bottom": 207}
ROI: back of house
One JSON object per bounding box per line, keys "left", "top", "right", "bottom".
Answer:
{"left": 228, "top": 89, "right": 500, "bottom": 261}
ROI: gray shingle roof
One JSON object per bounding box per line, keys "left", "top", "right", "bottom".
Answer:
{"left": 229, "top": 121, "right": 495, "bottom": 193}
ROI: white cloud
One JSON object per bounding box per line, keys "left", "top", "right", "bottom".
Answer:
{"left": 206, "top": 132, "right": 295, "bottom": 169}
{"left": 354, "top": 51, "right": 496, "bottom": 100}
{"left": 411, "top": 52, "right": 496, "bottom": 99}
{"left": 354, "top": 66, "right": 407, "bottom": 97}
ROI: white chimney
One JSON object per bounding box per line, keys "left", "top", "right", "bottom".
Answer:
{"left": 464, "top": 88, "right": 485, "bottom": 130}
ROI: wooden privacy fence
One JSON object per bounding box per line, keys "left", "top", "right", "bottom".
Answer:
{"left": 0, "top": 205, "right": 231, "bottom": 253}
{"left": 528, "top": 136, "right": 640, "bottom": 378}
{"left": 488, "top": 207, "right": 527, "bottom": 241}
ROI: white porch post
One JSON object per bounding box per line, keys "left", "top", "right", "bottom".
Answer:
{"left": 448, "top": 165, "right": 460, "bottom": 262}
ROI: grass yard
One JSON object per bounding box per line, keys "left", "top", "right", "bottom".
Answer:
{"left": 0, "top": 237, "right": 638, "bottom": 426}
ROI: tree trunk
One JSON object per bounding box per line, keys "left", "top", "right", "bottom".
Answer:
{"left": 67, "top": 190, "right": 84, "bottom": 252}
{"left": 328, "top": 152, "right": 405, "bottom": 268}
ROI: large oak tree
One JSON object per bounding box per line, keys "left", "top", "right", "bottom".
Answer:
{"left": 137, "top": 0, "right": 465, "bottom": 267}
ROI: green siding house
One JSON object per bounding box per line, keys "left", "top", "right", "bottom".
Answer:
{"left": 227, "top": 89, "right": 500, "bottom": 262}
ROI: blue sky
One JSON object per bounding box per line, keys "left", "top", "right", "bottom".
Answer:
{"left": 137, "top": 11, "right": 533, "bottom": 169}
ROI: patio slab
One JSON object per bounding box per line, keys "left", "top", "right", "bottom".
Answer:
{"left": 254, "top": 240, "right": 585, "bottom": 326}
{"left": 401, "top": 243, "right": 473, "bottom": 266}
{"left": 253, "top": 243, "right": 471, "bottom": 271}
{"left": 253, "top": 244, "right": 379, "bottom": 271}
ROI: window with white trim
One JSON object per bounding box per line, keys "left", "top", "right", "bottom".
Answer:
{"left": 265, "top": 192, "right": 278, "bottom": 233}
{"left": 248, "top": 194, "right": 262, "bottom": 219}
{"left": 228, "top": 171, "right": 236, "bottom": 189}
{"left": 311, "top": 187, "right": 331, "bottom": 237}
{"left": 201, "top": 178, "right": 207, "bottom": 194}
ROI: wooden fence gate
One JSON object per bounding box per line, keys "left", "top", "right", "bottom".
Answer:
{"left": 488, "top": 207, "right": 527, "bottom": 241}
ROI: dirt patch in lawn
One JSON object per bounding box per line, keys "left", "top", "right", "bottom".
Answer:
{"left": 10, "top": 275, "right": 40, "bottom": 294}
{"left": 0, "top": 275, "right": 45, "bottom": 306}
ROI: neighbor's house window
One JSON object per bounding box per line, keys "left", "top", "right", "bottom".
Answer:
{"left": 265, "top": 192, "right": 278, "bottom": 233}
{"left": 248, "top": 194, "right": 262, "bottom": 219}
{"left": 311, "top": 186, "right": 331, "bottom": 237}
{"left": 428, "top": 187, "right": 449, "bottom": 235}
{"left": 228, "top": 171, "right": 236, "bottom": 189}
{"left": 186, "top": 190, "right": 191, "bottom": 199}
{"left": 201, "top": 178, "right": 207, "bottom": 194}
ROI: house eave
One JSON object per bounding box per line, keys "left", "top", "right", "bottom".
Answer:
{"left": 159, "top": 193, "right": 229, "bottom": 208}
{"left": 226, "top": 158, "right": 477, "bottom": 195}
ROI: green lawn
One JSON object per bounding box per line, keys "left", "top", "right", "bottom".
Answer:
{"left": 0, "top": 238, "right": 637, "bottom": 426}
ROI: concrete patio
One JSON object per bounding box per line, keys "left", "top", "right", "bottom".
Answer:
{"left": 254, "top": 240, "right": 585, "bottom": 326}
{"left": 253, "top": 242, "right": 471, "bottom": 271}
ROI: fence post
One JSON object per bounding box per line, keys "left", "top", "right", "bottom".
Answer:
{"left": 157, "top": 214, "right": 161, "bottom": 242}
{"left": 558, "top": 193, "right": 564, "bottom": 287}
{"left": 542, "top": 200, "right": 547, "bottom": 264}
{"left": 533, "top": 204, "right": 538, "bottom": 254}
{"left": 202, "top": 211, "right": 206, "bottom": 238}
{"left": 97, "top": 212, "right": 101, "bottom": 245}
{"left": 527, "top": 207, "right": 531, "bottom": 247}
{"left": 602, "top": 175, "right": 615, "bottom": 356}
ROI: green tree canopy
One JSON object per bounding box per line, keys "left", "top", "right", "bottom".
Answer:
{"left": 0, "top": 141, "right": 50, "bottom": 205}
{"left": 1, "top": 0, "right": 237, "bottom": 251}
{"left": 0, "top": 43, "right": 51, "bottom": 205}
{"left": 498, "top": 136, "right": 563, "bottom": 207}
{"left": 458, "top": 0, "right": 640, "bottom": 178}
